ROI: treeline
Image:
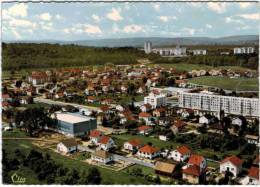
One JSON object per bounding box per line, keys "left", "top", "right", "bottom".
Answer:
{"left": 2, "top": 43, "right": 148, "bottom": 70}
{"left": 2, "top": 149, "right": 102, "bottom": 184}
{"left": 150, "top": 54, "right": 258, "bottom": 70}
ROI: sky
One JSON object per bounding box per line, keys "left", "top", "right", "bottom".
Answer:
{"left": 2, "top": 2, "right": 259, "bottom": 41}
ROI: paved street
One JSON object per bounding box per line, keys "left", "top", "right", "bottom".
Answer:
{"left": 77, "top": 145, "right": 155, "bottom": 168}
{"left": 34, "top": 97, "right": 100, "bottom": 112}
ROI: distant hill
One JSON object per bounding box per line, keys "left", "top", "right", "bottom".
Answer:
{"left": 5, "top": 35, "right": 258, "bottom": 47}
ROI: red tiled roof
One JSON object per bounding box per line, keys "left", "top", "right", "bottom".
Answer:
{"left": 220, "top": 156, "right": 243, "bottom": 166}
{"left": 2, "top": 101, "right": 9, "bottom": 107}
{"left": 143, "top": 103, "right": 152, "bottom": 109}
{"left": 139, "top": 112, "right": 152, "bottom": 118}
{"left": 175, "top": 79, "right": 187, "bottom": 84}
{"left": 89, "top": 130, "right": 102, "bottom": 138}
{"left": 174, "top": 120, "right": 186, "bottom": 128}
{"left": 2, "top": 94, "right": 10, "bottom": 99}
{"left": 128, "top": 139, "right": 142, "bottom": 147}
{"left": 155, "top": 107, "right": 166, "bottom": 113}
{"left": 126, "top": 115, "right": 135, "bottom": 121}
{"left": 176, "top": 145, "right": 191, "bottom": 155}
{"left": 248, "top": 166, "right": 259, "bottom": 179}
{"left": 183, "top": 165, "right": 201, "bottom": 177}
{"left": 139, "top": 145, "right": 159, "bottom": 154}
{"left": 100, "top": 105, "right": 110, "bottom": 112}
{"left": 188, "top": 154, "right": 205, "bottom": 166}
{"left": 99, "top": 136, "right": 111, "bottom": 144}
{"left": 87, "top": 96, "right": 96, "bottom": 100}
{"left": 138, "top": 125, "right": 152, "bottom": 131}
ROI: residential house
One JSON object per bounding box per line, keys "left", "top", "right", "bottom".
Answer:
{"left": 91, "top": 150, "right": 114, "bottom": 164}
{"left": 171, "top": 120, "right": 186, "bottom": 135}
{"left": 124, "top": 139, "right": 143, "bottom": 152}
{"left": 153, "top": 107, "right": 166, "bottom": 117}
{"left": 181, "top": 109, "right": 194, "bottom": 119}
{"left": 138, "top": 125, "right": 153, "bottom": 135}
{"left": 89, "top": 130, "right": 103, "bottom": 145}
{"left": 199, "top": 115, "right": 216, "bottom": 125}
{"left": 139, "top": 112, "right": 152, "bottom": 125}
{"left": 232, "top": 117, "right": 243, "bottom": 127}
{"left": 182, "top": 154, "right": 207, "bottom": 184}
{"left": 57, "top": 139, "right": 78, "bottom": 154}
{"left": 98, "top": 136, "right": 116, "bottom": 151}
{"left": 158, "top": 134, "right": 171, "bottom": 141}
{"left": 137, "top": 145, "right": 160, "bottom": 159}
{"left": 140, "top": 104, "right": 152, "bottom": 112}
{"left": 87, "top": 96, "right": 98, "bottom": 103}
{"left": 175, "top": 79, "right": 188, "bottom": 88}
{"left": 169, "top": 145, "right": 191, "bottom": 162}
{"left": 245, "top": 135, "right": 259, "bottom": 146}
{"left": 154, "top": 161, "right": 176, "bottom": 177}
{"left": 2, "top": 94, "right": 11, "bottom": 102}
{"left": 247, "top": 166, "right": 259, "bottom": 184}
{"left": 220, "top": 156, "right": 243, "bottom": 177}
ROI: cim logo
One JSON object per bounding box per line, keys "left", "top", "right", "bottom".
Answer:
{"left": 11, "top": 173, "right": 26, "bottom": 184}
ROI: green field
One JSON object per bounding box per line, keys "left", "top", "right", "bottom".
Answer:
{"left": 151, "top": 63, "right": 255, "bottom": 73}
{"left": 112, "top": 134, "right": 180, "bottom": 149}
{"left": 2, "top": 131, "right": 150, "bottom": 185}
{"left": 188, "top": 76, "right": 258, "bottom": 91}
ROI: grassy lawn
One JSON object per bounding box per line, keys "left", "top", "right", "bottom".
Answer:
{"left": 188, "top": 76, "right": 258, "bottom": 91}
{"left": 123, "top": 164, "right": 155, "bottom": 176}
{"left": 21, "top": 103, "right": 51, "bottom": 109}
{"left": 207, "top": 160, "right": 219, "bottom": 169}
{"left": 151, "top": 63, "right": 255, "bottom": 73}
{"left": 112, "top": 134, "right": 180, "bottom": 149}
{"left": 3, "top": 129, "right": 28, "bottom": 138}
{"left": 2, "top": 138, "right": 150, "bottom": 184}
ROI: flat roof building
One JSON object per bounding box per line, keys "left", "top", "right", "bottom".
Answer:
{"left": 51, "top": 112, "right": 97, "bottom": 137}
{"left": 179, "top": 92, "right": 259, "bottom": 117}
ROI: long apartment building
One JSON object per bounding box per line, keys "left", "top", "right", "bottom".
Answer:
{"left": 179, "top": 92, "right": 259, "bottom": 117}
{"left": 234, "top": 47, "right": 255, "bottom": 54}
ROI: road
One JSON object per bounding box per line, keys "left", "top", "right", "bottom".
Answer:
{"left": 77, "top": 145, "right": 155, "bottom": 168}
{"left": 34, "top": 97, "right": 100, "bottom": 112}
{"left": 114, "top": 154, "right": 155, "bottom": 168}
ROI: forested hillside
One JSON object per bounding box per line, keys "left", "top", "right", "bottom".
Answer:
{"left": 2, "top": 43, "right": 258, "bottom": 70}
{"left": 2, "top": 43, "right": 147, "bottom": 70}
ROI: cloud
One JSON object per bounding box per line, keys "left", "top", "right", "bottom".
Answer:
{"left": 123, "top": 24, "right": 144, "bottom": 33}
{"left": 55, "top": 14, "right": 63, "bottom": 20}
{"left": 63, "top": 24, "right": 102, "bottom": 34}
{"left": 237, "top": 13, "right": 259, "bottom": 20}
{"left": 84, "top": 24, "right": 102, "bottom": 34}
{"left": 181, "top": 27, "right": 203, "bottom": 36}
{"left": 205, "top": 24, "right": 212, "bottom": 29}
{"left": 158, "top": 16, "right": 177, "bottom": 22}
{"left": 207, "top": 2, "right": 227, "bottom": 14}
{"left": 152, "top": 4, "right": 160, "bottom": 12}
{"left": 225, "top": 17, "right": 243, "bottom": 24}
{"left": 39, "top": 13, "right": 52, "bottom": 21}
{"left": 106, "top": 8, "right": 123, "bottom": 21}
{"left": 238, "top": 2, "right": 253, "bottom": 9}
{"left": 4, "top": 3, "right": 28, "bottom": 18}
{"left": 92, "top": 14, "right": 101, "bottom": 22}
{"left": 189, "top": 2, "right": 202, "bottom": 7}
{"left": 112, "top": 24, "right": 120, "bottom": 33}
{"left": 11, "top": 29, "right": 22, "bottom": 39}
{"left": 9, "top": 18, "right": 37, "bottom": 28}
{"left": 236, "top": 25, "right": 250, "bottom": 31}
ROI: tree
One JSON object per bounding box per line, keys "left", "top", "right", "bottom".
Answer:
{"left": 87, "top": 167, "right": 102, "bottom": 184}
{"left": 131, "top": 167, "right": 143, "bottom": 177}
{"left": 154, "top": 175, "right": 161, "bottom": 184}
